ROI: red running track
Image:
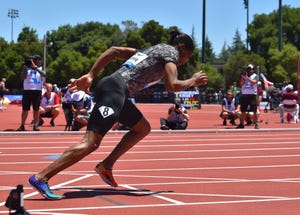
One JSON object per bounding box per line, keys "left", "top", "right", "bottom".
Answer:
{"left": 1, "top": 130, "right": 300, "bottom": 214}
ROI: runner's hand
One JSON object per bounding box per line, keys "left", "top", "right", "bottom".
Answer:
{"left": 192, "top": 71, "right": 208, "bottom": 86}
{"left": 72, "top": 73, "right": 93, "bottom": 93}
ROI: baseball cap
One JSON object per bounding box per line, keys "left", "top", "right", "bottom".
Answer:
{"left": 286, "top": 84, "right": 294, "bottom": 91}
{"left": 247, "top": 64, "right": 254, "bottom": 69}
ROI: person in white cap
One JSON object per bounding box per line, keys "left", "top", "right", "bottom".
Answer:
{"left": 278, "top": 84, "right": 299, "bottom": 123}
{"left": 236, "top": 64, "right": 260, "bottom": 129}
{"left": 70, "top": 90, "right": 94, "bottom": 130}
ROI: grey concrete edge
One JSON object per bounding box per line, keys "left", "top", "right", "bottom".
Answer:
{"left": 1, "top": 127, "right": 300, "bottom": 136}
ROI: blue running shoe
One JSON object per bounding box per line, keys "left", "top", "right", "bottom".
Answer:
{"left": 28, "top": 175, "right": 62, "bottom": 200}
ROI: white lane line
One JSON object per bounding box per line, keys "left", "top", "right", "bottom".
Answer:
{"left": 164, "top": 192, "right": 288, "bottom": 199}
{"left": 111, "top": 164, "right": 300, "bottom": 172}
{"left": 29, "top": 212, "right": 87, "bottom": 215}
{"left": 1, "top": 197, "right": 300, "bottom": 213}
{"left": 2, "top": 176, "right": 300, "bottom": 192}
{"left": 117, "top": 174, "right": 285, "bottom": 182}
{"left": 46, "top": 177, "right": 300, "bottom": 190}
{"left": 3, "top": 146, "right": 300, "bottom": 156}
{"left": 2, "top": 133, "right": 300, "bottom": 141}
{"left": 3, "top": 153, "right": 300, "bottom": 164}
{"left": 2, "top": 163, "right": 300, "bottom": 176}
{"left": 122, "top": 180, "right": 300, "bottom": 187}
{"left": 121, "top": 184, "right": 184, "bottom": 205}
{"left": 7, "top": 133, "right": 300, "bottom": 138}
{"left": 2, "top": 139, "right": 300, "bottom": 148}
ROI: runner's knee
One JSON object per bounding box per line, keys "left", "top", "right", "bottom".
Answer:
{"left": 132, "top": 117, "right": 151, "bottom": 136}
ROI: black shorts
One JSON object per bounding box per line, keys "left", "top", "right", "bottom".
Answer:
{"left": 239, "top": 94, "right": 257, "bottom": 113}
{"left": 87, "top": 73, "right": 143, "bottom": 136}
{"left": 22, "top": 90, "right": 42, "bottom": 111}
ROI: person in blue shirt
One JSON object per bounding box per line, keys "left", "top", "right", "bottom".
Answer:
{"left": 220, "top": 90, "right": 240, "bottom": 125}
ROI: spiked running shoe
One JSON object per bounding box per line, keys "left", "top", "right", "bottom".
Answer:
{"left": 28, "top": 175, "right": 62, "bottom": 200}
{"left": 94, "top": 162, "right": 118, "bottom": 187}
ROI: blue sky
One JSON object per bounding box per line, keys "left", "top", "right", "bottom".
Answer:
{"left": 0, "top": 0, "right": 299, "bottom": 55}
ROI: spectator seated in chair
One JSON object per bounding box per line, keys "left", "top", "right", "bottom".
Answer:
{"left": 70, "top": 90, "right": 94, "bottom": 131}
{"left": 39, "top": 83, "right": 60, "bottom": 126}
{"left": 279, "top": 84, "right": 299, "bottom": 123}
{"left": 220, "top": 90, "right": 241, "bottom": 125}
{"left": 160, "top": 102, "right": 189, "bottom": 130}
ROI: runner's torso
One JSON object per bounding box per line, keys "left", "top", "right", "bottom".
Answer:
{"left": 116, "top": 44, "right": 179, "bottom": 95}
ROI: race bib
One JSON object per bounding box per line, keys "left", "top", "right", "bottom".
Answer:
{"left": 98, "top": 106, "right": 114, "bottom": 118}
{"left": 123, "top": 52, "right": 148, "bottom": 68}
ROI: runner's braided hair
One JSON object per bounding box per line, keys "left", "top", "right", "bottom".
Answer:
{"left": 169, "top": 30, "right": 194, "bottom": 52}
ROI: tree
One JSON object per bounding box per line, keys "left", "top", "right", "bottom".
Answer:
{"left": 125, "top": 31, "right": 147, "bottom": 49}
{"left": 200, "top": 63, "right": 223, "bottom": 90}
{"left": 268, "top": 43, "right": 300, "bottom": 85}
{"left": 204, "top": 37, "right": 216, "bottom": 63}
{"left": 17, "top": 26, "right": 39, "bottom": 42}
{"left": 139, "top": 20, "right": 168, "bottom": 46}
{"left": 230, "top": 29, "right": 246, "bottom": 55}
{"left": 121, "top": 20, "right": 139, "bottom": 38}
{"left": 281, "top": 7, "right": 300, "bottom": 50}
{"left": 47, "top": 49, "right": 84, "bottom": 86}
{"left": 248, "top": 6, "right": 300, "bottom": 58}
{"left": 218, "top": 41, "right": 231, "bottom": 63}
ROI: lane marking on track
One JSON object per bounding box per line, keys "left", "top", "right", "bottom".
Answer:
{"left": 1, "top": 196, "right": 300, "bottom": 213}
{"left": 3, "top": 163, "right": 300, "bottom": 175}
{"left": 120, "top": 179, "right": 300, "bottom": 187}
{"left": 121, "top": 184, "right": 184, "bottom": 205}
{"left": 31, "top": 176, "right": 300, "bottom": 191}
{"left": 2, "top": 138, "right": 300, "bottom": 146}
{"left": 112, "top": 164, "right": 300, "bottom": 171}
{"left": 3, "top": 146, "right": 300, "bottom": 156}
{"left": 3, "top": 153, "right": 300, "bottom": 164}
{"left": 163, "top": 192, "right": 288, "bottom": 199}
{"left": 2, "top": 132, "right": 300, "bottom": 140}
{"left": 27, "top": 212, "right": 87, "bottom": 215}
{"left": 117, "top": 174, "right": 300, "bottom": 183}
{"left": 3, "top": 140, "right": 300, "bottom": 150}
{"left": 1, "top": 176, "right": 300, "bottom": 193}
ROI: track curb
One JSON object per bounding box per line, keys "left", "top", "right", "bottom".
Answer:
{"left": 1, "top": 128, "right": 300, "bottom": 136}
